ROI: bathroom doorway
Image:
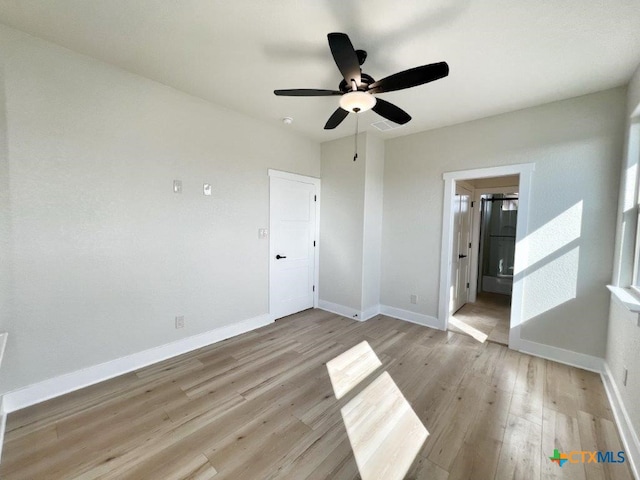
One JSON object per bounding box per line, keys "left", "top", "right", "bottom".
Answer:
{"left": 447, "top": 179, "right": 519, "bottom": 346}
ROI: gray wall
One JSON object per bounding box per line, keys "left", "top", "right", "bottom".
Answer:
{"left": 319, "top": 132, "right": 384, "bottom": 315}
{"left": 606, "top": 62, "right": 640, "bottom": 441}
{"left": 0, "top": 55, "right": 8, "bottom": 335}
{"left": 382, "top": 88, "right": 626, "bottom": 357}
{"left": 319, "top": 134, "right": 366, "bottom": 311}
{"left": 0, "top": 25, "right": 320, "bottom": 394}
{"left": 361, "top": 135, "right": 384, "bottom": 313}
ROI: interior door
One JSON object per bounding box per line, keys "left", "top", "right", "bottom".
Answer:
{"left": 451, "top": 185, "right": 472, "bottom": 313}
{"left": 270, "top": 175, "right": 317, "bottom": 319}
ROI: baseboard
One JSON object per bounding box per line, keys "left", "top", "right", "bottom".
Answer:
{"left": 601, "top": 363, "right": 640, "bottom": 479}
{"left": 361, "top": 305, "right": 381, "bottom": 321}
{"left": 318, "top": 300, "right": 367, "bottom": 321}
{"left": 2, "top": 313, "right": 275, "bottom": 413}
{"left": 317, "top": 300, "right": 440, "bottom": 328}
{"left": 515, "top": 338, "right": 604, "bottom": 373}
{"left": 379, "top": 305, "right": 441, "bottom": 329}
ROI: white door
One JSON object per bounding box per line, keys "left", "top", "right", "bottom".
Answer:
{"left": 270, "top": 174, "right": 317, "bottom": 319}
{"left": 450, "top": 185, "right": 472, "bottom": 314}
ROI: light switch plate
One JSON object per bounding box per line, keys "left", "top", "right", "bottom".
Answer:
{"left": 173, "top": 180, "right": 182, "bottom": 194}
{"left": 203, "top": 183, "right": 212, "bottom": 196}
{"left": 258, "top": 228, "right": 268, "bottom": 239}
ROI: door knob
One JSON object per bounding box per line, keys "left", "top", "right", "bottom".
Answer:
{"left": 458, "top": 254, "right": 467, "bottom": 258}
{"left": 276, "top": 254, "right": 287, "bottom": 259}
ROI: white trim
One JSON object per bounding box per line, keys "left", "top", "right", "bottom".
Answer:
{"left": 2, "top": 313, "right": 274, "bottom": 413}
{"left": 608, "top": 286, "right": 640, "bottom": 322}
{"left": 379, "top": 305, "right": 440, "bottom": 329}
{"left": 509, "top": 168, "right": 534, "bottom": 348}
{"left": 0, "top": 333, "right": 6, "bottom": 463}
{"left": 443, "top": 163, "right": 533, "bottom": 181}
{"left": 0, "top": 333, "right": 7, "bottom": 369}
{"left": 515, "top": 337, "right": 604, "bottom": 373}
{"left": 601, "top": 363, "right": 640, "bottom": 479}
{"left": 314, "top": 186, "right": 321, "bottom": 309}
{"left": 438, "top": 163, "right": 535, "bottom": 349}
{"left": 268, "top": 169, "right": 320, "bottom": 184}
{"left": 268, "top": 170, "right": 321, "bottom": 318}
{"left": 437, "top": 177, "right": 455, "bottom": 330}
{"left": 318, "top": 300, "right": 366, "bottom": 321}
{"left": 318, "top": 301, "right": 440, "bottom": 328}
{"left": 362, "top": 305, "right": 381, "bottom": 321}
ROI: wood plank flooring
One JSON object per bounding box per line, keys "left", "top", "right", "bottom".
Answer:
{"left": 0, "top": 309, "right": 633, "bottom": 479}
{"left": 450, "top": 292, "right": 511, "bottom": 345}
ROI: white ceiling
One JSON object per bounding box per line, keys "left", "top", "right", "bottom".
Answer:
{"left": 0, "top": 0, "right": 639, "bottom": 142}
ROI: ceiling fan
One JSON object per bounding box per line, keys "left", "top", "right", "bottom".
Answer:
{"left": 274, "top": 33, "right": 449, "bottom": 130}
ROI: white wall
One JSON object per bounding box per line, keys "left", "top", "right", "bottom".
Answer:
{"left": 319, "top": 132, "right": 384, "bottom": 316}
{"left": 0, "top": 25, "right": 320, "bottom": 395}
{"left": 361, "top": 135, "right": 384, "bottom": 313}
{"left": 0, "top": 58, "right": 8, "bottom": 335}
{"left": 319, "top": 134, "right": 366, "bottom": 311}
{"left": 606, "top": 62, "right": 640, "bottom": 445}
{"left": 382, "top": 88, "right": 626, "bottom": 357}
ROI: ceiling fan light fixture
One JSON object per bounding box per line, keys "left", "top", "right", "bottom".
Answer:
{"left": 339, "top": 91, "right": 376, "bottom": 113}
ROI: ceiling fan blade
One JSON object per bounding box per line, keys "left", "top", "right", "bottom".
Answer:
{"left": 274, "top": 89, "right": 342, "bottom": 96}
{"left": 368, "top": 62, "right": 449, "bottom": 94}
{"left": 328, "top": 33, "right": 361, "bottom": 86}
{"left": 372, "top": 98, "right": 411, "bottom": 125}
{"left": 324, "top": 107, "right": 349, "bottom": 129}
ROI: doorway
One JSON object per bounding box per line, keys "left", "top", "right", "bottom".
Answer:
{"left": 438, "top": 164, "right": 534, "bottom": 350}
{"left": 268, "top": 170, "right": 320, "bottom": 320}
{"left": 450, "top": 187, "right": 519, "bottom": 345}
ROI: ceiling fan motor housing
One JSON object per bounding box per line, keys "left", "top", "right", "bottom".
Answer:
{"left": 339, "top": 73, "right": 375, "bottom": 93}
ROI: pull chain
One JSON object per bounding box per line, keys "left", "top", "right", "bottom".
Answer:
{"left": 353, "top": 109, "right": 360, "bottom": 161}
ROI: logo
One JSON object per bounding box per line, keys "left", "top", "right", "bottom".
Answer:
{"left": 549, "top": 449, "right": 625, "bottom": 467}
{"left": 549, "top": 449, "right": 568, "bottom": 467}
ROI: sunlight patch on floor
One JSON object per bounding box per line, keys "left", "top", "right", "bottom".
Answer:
{"left": 327, "top": 343, "right": 429, "bottom": 480}
{"left": 449, "top": 316, "right": 489, "bottom": 343}
{"left": 341, "top": 372, "right": 428, "bottom": 480}
{"left": 326, "top": 341, "right": 382, "bottom": 399}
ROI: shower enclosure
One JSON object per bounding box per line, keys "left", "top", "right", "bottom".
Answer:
{"left": 478, "top": 194, "right": 518, "bottom": 295}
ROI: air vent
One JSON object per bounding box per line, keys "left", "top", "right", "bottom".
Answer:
{"left": 371, "top": 119, "right": 403, "bottom": 132}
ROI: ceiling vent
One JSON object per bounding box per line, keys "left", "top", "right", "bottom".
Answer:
{"left": 371, "top": 119, "right": 404, "bottom": 132}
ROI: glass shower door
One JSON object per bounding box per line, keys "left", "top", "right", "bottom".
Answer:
{"left": 479, "top": 194, "right": 518, "bottom": 295}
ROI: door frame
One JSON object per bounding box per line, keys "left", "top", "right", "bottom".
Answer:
{"left": 268, "top": 169, "right": 321, "bottom": 317}
{"left": 438, "top": 163, "right": 534, "bottom": 349}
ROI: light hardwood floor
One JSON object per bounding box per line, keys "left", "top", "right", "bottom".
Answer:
{"left": 450, "top": 292, "right": 511, "bottom": 346}
{"left": 1, "top": 309, "right": 633, "bottom": 479}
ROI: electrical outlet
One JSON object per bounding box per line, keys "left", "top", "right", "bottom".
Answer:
{"left": 410, "top": 294, "right": 418, "bottom": 304}
{"left": 623, "top": 367, "right": 628, "bottom": 386}
{"left": 175, "top": 315, "right": 185, "bottom": 329}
